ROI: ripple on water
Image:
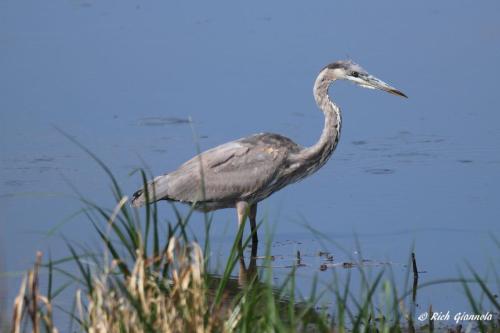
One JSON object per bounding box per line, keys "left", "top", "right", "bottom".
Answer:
{"left": 30, "top": 156, "right": 55, "bottom": 163}
{"left": 364, "top": 168, "right": 395, "bottom": 175}
{"left": 4, "top": 179, "right": 37, "bottom": 187}
{"left": 137, "top": 117, "right": 191, "bottom": 127}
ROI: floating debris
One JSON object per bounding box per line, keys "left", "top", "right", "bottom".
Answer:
{"left": 318, "top": 251, "right": 334, "bottom": 261}
{"left": 296, "top": 250, "right": 306, "bottom": 267}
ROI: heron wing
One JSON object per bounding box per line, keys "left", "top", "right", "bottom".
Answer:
{"left": 131, "top": 133, "right": 300, "bottom": 207}
{"left": 169, "top": 134, "right": 298, "bottom": 202}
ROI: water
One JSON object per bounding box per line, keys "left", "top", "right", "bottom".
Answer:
{"left": 1, "top": 0, "right": 500, "bottom": 327}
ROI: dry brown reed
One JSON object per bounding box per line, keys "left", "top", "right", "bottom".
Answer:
{"left": 11, "top": 251, "right": 57, "bottom": 333}
{"left": 10, "top": 238, "right": 235, "bottom": 333}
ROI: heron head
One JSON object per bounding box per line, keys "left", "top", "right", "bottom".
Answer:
{"left": 325, "top": 60, "right": 407, "bottom": 98}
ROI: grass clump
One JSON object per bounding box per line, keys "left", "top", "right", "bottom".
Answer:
{"left": 8, "top": 152, "right": 333, "bottom": 332}
{"left": 6, "top": 143, "right": 500, "bottom": 332}
{"left": 79, "top": 238, "right": 213, "bottom": 332}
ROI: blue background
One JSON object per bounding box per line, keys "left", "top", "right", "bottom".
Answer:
{"left": 1, "top": 0, "right": 499, "bottom": 324}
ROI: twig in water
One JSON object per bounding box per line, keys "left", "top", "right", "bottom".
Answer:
{"left": 412, "top": 252, "right": 419, "bottom": 302}
{"left": 428, "top": 304, "right": 434, "bottom": 332}
{"left": 411, "top": 252, "right": 419, "bottom": 280}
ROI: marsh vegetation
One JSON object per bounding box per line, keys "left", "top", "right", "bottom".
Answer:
{"left": 6, "top": 154, "right": 499, "bottom": 333}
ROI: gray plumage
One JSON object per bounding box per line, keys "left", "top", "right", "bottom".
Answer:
{"left": 133, "top": 134, "right": 300, "bottom": 211}
{"left": 131, "top": 60, "right": 406, "bottom": 243}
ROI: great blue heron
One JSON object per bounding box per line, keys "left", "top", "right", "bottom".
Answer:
{"left": 131, "top": 60, "right": 406, "bottom": 245}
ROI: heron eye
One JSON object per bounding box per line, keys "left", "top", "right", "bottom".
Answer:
{"left": 351, "top": 71, "right": 359, "bottom": 78}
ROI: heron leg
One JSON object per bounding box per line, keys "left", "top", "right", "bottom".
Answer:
{"left": 249, "top": 203, "right": 258, "bottom": 245}
{"left": 238, "top": 240, "right": 258, "bottom": 287}
{"left": 236, "top": 202, "right": 258, "bottom": 286}
{"left": 236, "top": 201, "right": 249, "bottom": 250}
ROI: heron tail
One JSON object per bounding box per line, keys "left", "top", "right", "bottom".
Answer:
{"left": 130, "top": 188, "right": 146, "bottom": 207}
{"left": 130, "top": 174, "right": 171, "bottom": 208}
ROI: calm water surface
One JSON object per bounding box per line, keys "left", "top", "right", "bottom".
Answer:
{"left": 1, "top": 0, "right": 500, "bottom": 326}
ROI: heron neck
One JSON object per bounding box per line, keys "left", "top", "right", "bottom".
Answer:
{"left": 292, "top": 76, "right": 341, "bottom": 172}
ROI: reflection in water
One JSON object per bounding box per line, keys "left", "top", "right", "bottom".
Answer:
{"left": 238, "top": 242, "right": 258, "bottom": 287}
{"left": 207, "top": 242, "right": 259, "bottom": 312}
{"left": 209, "top": 242, "right": 325, "bottom": 326}
{"left": 224, "top": 244, "right": 429, "bottom": 331}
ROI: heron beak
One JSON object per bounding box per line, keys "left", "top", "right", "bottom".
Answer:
{"left": 363, "top": 75, "right": 407, "bottom": 98}
{"left": 383, "top": 87, "right": 407, "bottom": 98}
